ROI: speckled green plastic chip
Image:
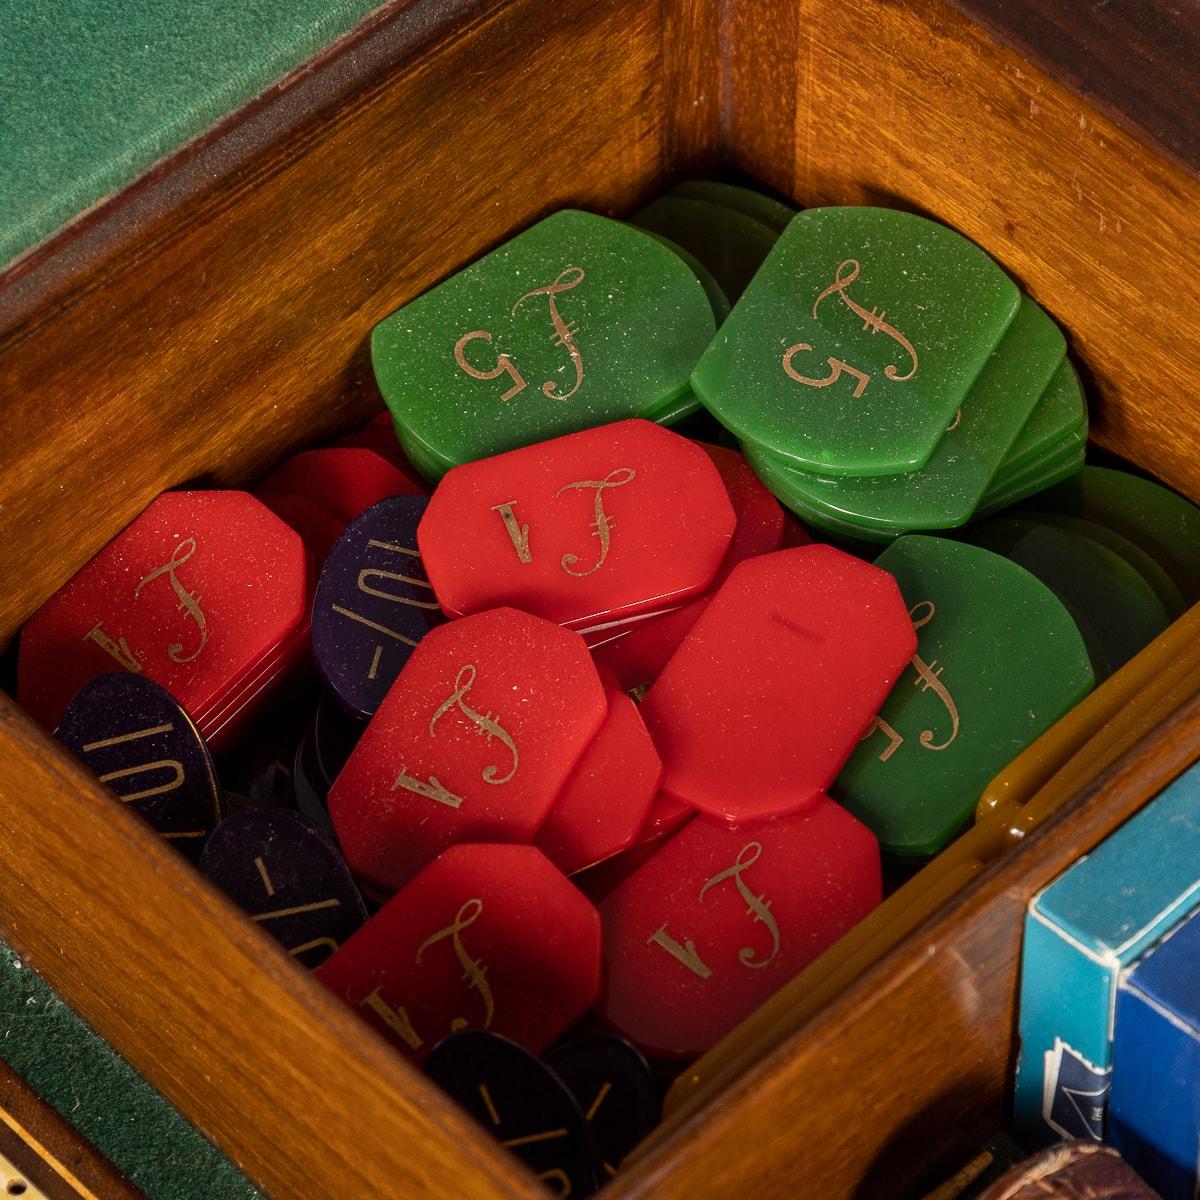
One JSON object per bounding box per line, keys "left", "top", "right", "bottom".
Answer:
{"left": 692, "top": 206, "right": 1021, "bottom": 477}
{"left": 1031, "top": 513, "right": 1187, "bottom": 621}
{"left": 669, "top": 180, "right": 796, "bottom": 234}
{"left": 1030, "top": 466, "right": 1200, "bottom": 606}
{"left": 636, "top": 226, "right": 730, "bottom": 324}
{"left": 833, "top": 535, "right": 1094, "bottom": 859}
{"left": 742, "top": 296, "right": 1065, "bottom": 533}
{"left": 372, "top": 210, "right": 714, "bottom": 467}
{"left": 632, "top": 196, "right": 778, "bottom": 302}
{"left": 970, "top": 516, "right": 1170, "bottom": 681}
{"left": 973, "top": 431, "right": 1086, "bottom": 519}
{"left": 995, "top": 359, "right": 1087, "bottom": 483}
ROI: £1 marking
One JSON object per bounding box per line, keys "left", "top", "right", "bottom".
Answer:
{"left": 699, "top": 842, "right": 780, "bottom": 969}
{"left": 84, "top": 622, "right": 142, "bottom": 673}
{"left": 647, "top": 841, "right": 781, "bottom": 980}
{"left": 555, "top": 467, "right": 636, "bottom": 577}
{"left": 428, "top": 664, "right": 519, "bottom": 785}
{"left": 133, "top": 537, "right": 208, "bottom": 664}
{"left": 415, "top": 897, "right": 495, "bottom": 1031}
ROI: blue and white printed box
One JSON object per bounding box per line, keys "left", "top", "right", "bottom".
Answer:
{"left": 1013, "top": 759, "right": 1200, "bottom": 1145}
{"left": 1110, "top": 904, "right": 1200, "bottom": 1200}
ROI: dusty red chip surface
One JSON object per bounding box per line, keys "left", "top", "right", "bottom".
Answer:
{"left": 700, "top": 444, "right": 787, "bottom": 571}
{"left": 317, "top": 843, "right": 602, "bottom": 1059}
{"left": 328, "top": 607, "right": 607, "bottom": 893}
{"left": 591, "top": 444, "right": 785, "bottom": 689}
{"left": 634, "top": 792, "right": 694, "bottom": 847}
{"left": 258, "top": 491, "right": 348, "bottom": 601}
{"left": 597, "top": 799, "right": 881, "bottom": 1057}
{"left": 417, "top": 419, "right": 736, "bottom": 629}
{"left": 640, "top": 544, "right": 916, "bottom": 821}
{"left": 18, "top": 491, "right": 307, "bottom": 741}
{"left": 257, "top": 447, "right": 422, "bottom": 523}
{"left": 537, "top": 688, "right": 662, "bottom": 876}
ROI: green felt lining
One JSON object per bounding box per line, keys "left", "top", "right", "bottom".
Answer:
{"left": 0, "top": 943, "right": 261, "bottom": 1200}
{"left": 0, "top": 0, "right": 386, "bottom": 267}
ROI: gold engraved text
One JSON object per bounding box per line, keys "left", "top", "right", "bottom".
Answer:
{"left": 556, "top": 467, "right": 636, "bottom": 577}
{"left": 429, "top": 664, "right": 519, "bottom": 785}
{"left": 331, "top": 539, "right": 438, "bottom": 670}
{"left": 537, "top": 1168, "right": 572, "bottom": 1197}
{"left": 416, "top": 898, "right": 495, "bottom": 1031}
{"left": 252, "top": 898, "right": 340, "bottom": 923}
{"left": 254, "top": 857, "right": 275, "bottom": 896}
{"left": 491, "top": 502, "right": 533, "bottom": 563}
{"left": 585, "top": 1082, "right": 612, "bottom": 1121}
{"left": 512, "top": 266, "right": 586, "bottom": 400}
{"left": 357, "top": 568, "right": 439, "bottom": 612}
{"left": 81, "top": 723, "right": 173, "bottom": 753}
{"left": 864, "top": 599, "right": 960, "bottom": 761}
{"left": 83, "top": 722, "right": 187, "bottom": 801}
{"left": 479, "top": 1084, "right": 501, "bottom": 1126}
{"left": 97, "top": 759, "right": 185, "bottom": 802}
{"left": 290, "top": 937, "right": 338, "bottom": 959}
{"left": 133, "top": 537, "right": 208, "bottom": 664}
{"left": 907, "top": 599, "right": 959, "bottom": 751}
{"left": 647, "top": 924, "right": 713, "bottom": 979}
{"left": 699, "top": 842, "right": 780, "bottom": 969}
{"left": 84, "top": 622, "right": 142, "bottom": 673}
{"left": 861, "top": 715, "right": 904, "bottom": 763}
{"left": 812, "top": 259, "right": 919, "bottom": 382}
{"left": 331, "top": 605, "right": 419, "bottom": 648}
{"left": 361, "top": 988, "right": 423, "bottom": 1052}
{"left": 392, "top": 769, "right": 464, "bottom": 809}
{"left": 454, "top": 331, "right": 528, "bottom": 402}
{"left": 782, "top": 343, "right": 870, "bottom": 398}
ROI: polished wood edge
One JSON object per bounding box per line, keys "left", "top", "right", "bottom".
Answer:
{"left": 944, "top": 0, "right": 1200, "bottom": 178}
{"left": 977, "top": 604, "right": 1200, "bottom": 822}
{"left": 612, "top": 689, "right": 1200, "bottom": 1199}
{"left": 0, "top": 1059, "right": 146, "bottom": 1200}
{"left": 0, "top": 692, "right": 543, "bottom": 1200}
{"left": 0, "top": 0, "right": 512, "bottom": 345}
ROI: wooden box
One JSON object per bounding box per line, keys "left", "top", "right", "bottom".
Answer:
{"left": 0, "top": 2, "right": 1197, "bottom": 1197}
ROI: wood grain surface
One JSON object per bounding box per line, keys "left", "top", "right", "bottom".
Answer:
{"left": 0, "top": 692, "right": 543, "bottom": 1200}
{"left": 948, "top": 0, "right": 1200, "bottom": 173}
{"left": 0, "top": 0, "right": 667, "bottom": 648}
{"left": 661, "top": 0, "right": 724, "bottom": 178}
{"left": 617, "top": 690, "right": 1200, "bottom": 1200}
{"left": 729, "top": 0, "right": 1200, "bottom": 512}
{"left": 0, "top": 1, "right": 1197, "bottom": 1199}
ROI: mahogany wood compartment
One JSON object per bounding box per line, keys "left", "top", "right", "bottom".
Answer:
{"left": 0, "top": 1, "right": 1197, "bottom": 1198}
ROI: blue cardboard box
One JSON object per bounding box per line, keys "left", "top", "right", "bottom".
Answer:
{"left": 1013, "top": 760, "right": 1200, "bottom": 1144}
{"left": 1110, "top": 905, "right": 1200, "bottom": 1200}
